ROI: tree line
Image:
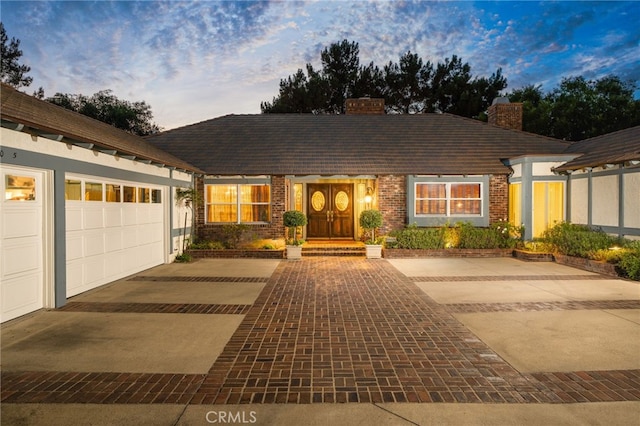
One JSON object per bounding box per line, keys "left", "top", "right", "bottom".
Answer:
{"left": 261, "top": 40, "right": 507, "bottom": 119}
{"left": 2, "top": 23, "right": 638, "bottom": 140}
{"left": 262, "top": 39, "right": 639, "bottom": 140}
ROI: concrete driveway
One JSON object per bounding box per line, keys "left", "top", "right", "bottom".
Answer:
{"left": 2, "top": 257, "right": 639, "bottom": 425}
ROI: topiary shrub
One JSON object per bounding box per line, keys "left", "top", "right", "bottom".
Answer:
{"left": 359, "top": 209, "right": 384, "bottom": 244}
{"left": 283, "top": 210, "right": 307, "bottom": 245}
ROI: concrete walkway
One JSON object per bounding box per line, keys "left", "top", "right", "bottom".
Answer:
{"left": 1, "top": 257, "right": 639, "bottom": 425}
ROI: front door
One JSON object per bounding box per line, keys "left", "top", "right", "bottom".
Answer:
{"left": 307, "top": 184, "right": 353, "bottom": 239}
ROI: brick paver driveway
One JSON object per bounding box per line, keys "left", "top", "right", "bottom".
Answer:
{"left": 2, "top": 258, "right": 639, "bottom": 406}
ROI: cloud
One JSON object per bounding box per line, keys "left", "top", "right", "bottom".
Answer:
{"left": 1, "top": 0, "right": 637, "bottom": 129}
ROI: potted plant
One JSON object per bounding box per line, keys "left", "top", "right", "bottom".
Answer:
{"left": 359, "top": 209, "right": 384, "bottom": 258}
{"left": 283, "top": 210, "right": 307, "bottom": 260}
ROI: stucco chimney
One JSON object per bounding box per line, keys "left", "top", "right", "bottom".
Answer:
{"left": 345, "top": 98, "right": 385, "bottom": 115}
{"left": 488, "top": 97, "right": 523, "bottom": 131}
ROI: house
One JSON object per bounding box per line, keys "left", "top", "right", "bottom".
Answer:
{"left": 2, "top": 86, "right": 638, "bottom": 323}
{"left": 0, "top": 84, "right": 201, "bottom": 322}
{"left": 147, "top": 97, "right": 635, "bottom": 244}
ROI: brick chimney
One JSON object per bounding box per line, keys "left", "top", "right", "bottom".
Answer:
{"left": 488, "top": 97, "right": 522, "bottom": 131}
{"left": 345, "top": 98, "right": 385, "bottom": 115}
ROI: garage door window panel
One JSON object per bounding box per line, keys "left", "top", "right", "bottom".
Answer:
{"left": 65, "top": 179, "right": 82, "bottom": 201}
{"left": 5, "top": 175, "right": 36, "bottom": 201}
{"left": 85, "top": 182, "right": 103, "bottom": 201}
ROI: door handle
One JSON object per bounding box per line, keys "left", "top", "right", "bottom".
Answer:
{"left": 330, "top": 210, "right": 334, "bottom": 222}
{"left": 327, "top": 210, "right": 331, "bottom": 222}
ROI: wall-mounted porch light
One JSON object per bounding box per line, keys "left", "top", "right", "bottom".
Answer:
{"left": 364, "top": 187, "right": 373, "bottom": 204}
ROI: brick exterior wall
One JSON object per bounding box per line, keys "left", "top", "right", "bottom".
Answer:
{"left": 487, "top": 103, "right": 523, "bottom": 131}
{"left": 377, "top": 175, "right": 407, "bottom": 234}
{"left": 489, "top": 174, "right": 508, "bottom": 224}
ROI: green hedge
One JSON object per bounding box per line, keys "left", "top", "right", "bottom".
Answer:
{"left": 541, "top": 222, "right": 639, "bottom": 281}
{"left": 388, "top": 221, "right": 523, "bottom": 250}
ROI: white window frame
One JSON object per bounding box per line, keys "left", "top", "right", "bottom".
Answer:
{"left": 205, "top": 183, "right": 271, "bottom": 224}
{"left": 414, "top": 182, "right": 483, "bottom": 217}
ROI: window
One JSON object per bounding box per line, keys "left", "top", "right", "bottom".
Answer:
{"left": 508, "top": 183, "right": 521, "bottom": 227}
{"left": 151, "top": 189, "right": 162, "bottom": 204}
{"left": 415, "top": 183, "right": 481, "bottom": 216}
{"left": 85, "top": 182, "right": 103, "bottom": 201}
{"left": 123, "top": 186, "right": 136, "bottom": 203}
{"left": 533, "top": 182, "right": 564, "bottom": 238}
{"left": 106, "top": 184, "right": 121, "bottom": 202}
{"left": 65, "top": 179, "right": 82, "bottom": 200}
{"left": 206, "top": 183, "right": 271, "bottom": 223}
{"left": 5, "top": 175, "right": 36, "bottom": 201}
{"left": 138, "top": 187, "right": 150, "bottom": 203}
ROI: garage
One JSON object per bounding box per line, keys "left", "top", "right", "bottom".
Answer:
{"left": 65, "top": 175, "right": 166, "bottom": 297}
{"left": 1, "top": 166, "right": 50, "bottom": 322}
{"left": 1, "top": 84, "right": 200, "bottom": 322}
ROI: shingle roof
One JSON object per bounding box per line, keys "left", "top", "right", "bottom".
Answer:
{"left": 147, "top": 113, "right": 570, "bottom": 175}
{"left": 1, "top": 84, "right": 203, "bottom": 173}
{"left": 554, "top": 126, "right": 640, "bottom": 172}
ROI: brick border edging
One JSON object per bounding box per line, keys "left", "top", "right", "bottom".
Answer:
{"left": 553, "top": 253, "right": 619, "bottom": 277}
{"left": 382, "top": 248, "right": 514, "bottom": 258}
{"left": 186, "top": 249, "right": 284, "bottom": 259}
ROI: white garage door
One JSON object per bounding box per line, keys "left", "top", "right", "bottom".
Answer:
{"left": 1, "top": 166, "right": 46, "bottom": 323}
{"left": 65, "top": 176, "right": 165, "bottom": 297}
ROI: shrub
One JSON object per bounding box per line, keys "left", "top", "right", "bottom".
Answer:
{"left": 174, "top": 253, "right": 192, "bottom": 263}
{"left": 389, "top": 224, "right": 445, "bottom": 249}
{"left": 222, "top": 224, "right": 250, "bottom": 249}
{"left": 541, "top": 222, "right": 621, "bottom": 258}
{"left": 359, "top": 209, "right": 384, "bottom": 244}
{"left": 618, "top": 241, "right": 640, "bottom": 281}
{"left": 389, "top": 221, "right": 521, "bottom": 250}
{"left": 190, "top": 240, "right": 225, "bottom": 250}
{"left": 283, "top": 210, "right": 307, "bottom": 245}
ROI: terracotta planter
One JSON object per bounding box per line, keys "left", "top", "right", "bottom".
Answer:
{"left": 365, "top": 245, "right": 383, "bottom": 259}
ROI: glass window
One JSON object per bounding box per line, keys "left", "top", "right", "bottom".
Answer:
{"left": 240, "top": 184, "right": 271, "bottom": 222}
{"left": 415, "top": 183, "right": 446, "bottom": 215}
{"left": 65, "top": 179, "right": 82, "bottom": 201}
{"left": 450, "top": 183, "right": 481, "bottom": 215}
{"left": 207, "top": 185, "right": 237, "bottom": 223}
{"left": 206, "top": 184, "right": 270, "bottom": 223}
{"left": 106, "top": 184, "right": 121, "bottom": 202}
{"left": 123, "top": 186, "right": 136, "bottom": 203}
{"left": 508, "top": 183, "right": 521, "bottom": 227}
{"left": 138, "top": 187, "right": 150, "bottom": 203}
{"left": 533, "top": 182, "right": 564, "bottom": 238}
{"left": 5, "top": 175, "right": 36, "bottom": 201}
{"left": 85, "top": 182, "right": 103, "bottom": 201}
{"left": 151, "top": 189, "right": 162, "bottom": 204}
{"left": 415, "top": 182, "right": 481, "bottom": 216}
{"left": 294, "top": 183, "right": 303, "bottom": 212}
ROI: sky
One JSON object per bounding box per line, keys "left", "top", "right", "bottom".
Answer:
{"left": 1, "top": 1, "right": 639, "bottom": 130}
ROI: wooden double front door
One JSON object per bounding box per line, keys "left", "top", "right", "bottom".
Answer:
{"left": 307, "top": 184, "right": 354, "bottom": 239}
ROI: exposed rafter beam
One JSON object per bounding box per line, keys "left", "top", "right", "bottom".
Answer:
{"left": 41, "top": 133, "right": 64, "bottom": 142}
{"left": 73, "top": 142, "right": 94, "bottom": 149}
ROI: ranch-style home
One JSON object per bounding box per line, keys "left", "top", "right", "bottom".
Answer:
{"left": 1, "top": 85, "right": 639, "bottom": 323}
